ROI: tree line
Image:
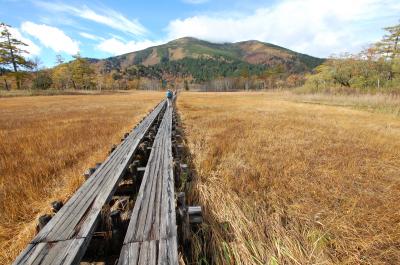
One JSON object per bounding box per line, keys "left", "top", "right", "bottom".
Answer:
{"left": 301, "top": 22, "right": 400, "bottom": 94}
{"left": 5, "top": 20, "right": 399, "bottom": 93}
{"left": 0, "top": 22, "right": 312, "bottom": 91}
{"left": 0, "top": 23, "right": 98, "bottom": 90}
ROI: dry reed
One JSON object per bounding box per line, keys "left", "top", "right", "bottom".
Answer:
{"left": 286, "top": 91, "right": 400, "bottom": 117}
{"left": 178, "top": 92, "right": 400, "bottom": 265}
{"left": 0, "top": 91, "right": 163, "bottom": 264}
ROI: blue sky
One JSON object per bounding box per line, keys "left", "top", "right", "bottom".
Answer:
{"left": 1, "top": 0, "right": 400, "bottom": 67}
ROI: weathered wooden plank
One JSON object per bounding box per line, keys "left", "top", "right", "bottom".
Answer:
{"left": 167, "top": 236, "right": 178, "bottom": 265}
{"left": 118, "top": 244, "right": 129, "bottom": 265}
{"left": 137, "top": 241, "right": 150, "bottom": 265}
{"left": 128, "top": 243, "right": 140, "bottom": 265}
{"left": 158, "top": 239, "right": 167, "bottom": 265}
{"left": 149, "top": 240, "right": 157, "bottom": 265}
{"left": 42, "top": 102, "right": 164, "bottom": 242}
{"left": 13, "top": 239, "right": 87, "bottom": 265}
{"left": 13, "top": 100, "right": 166, "bottom": 265}
{"left": 157, "top": 236, "right": 178, "bottom": 265}
{"left": 119, "top": 103, "right": 178, "bottom": 265}
{"left": 35, "top": 123, "right": 146, "bottom": 241}
{"left": 159, "top": 105, "right": 177, "bottom": 243}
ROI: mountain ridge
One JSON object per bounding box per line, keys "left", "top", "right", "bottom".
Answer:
{"left": 91, "top": 37, "right": 324, "bottom": 82}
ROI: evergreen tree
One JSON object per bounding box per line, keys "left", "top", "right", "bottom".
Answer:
{"left": 375, "top": 22, "right": 400, "bottom": 80}
{"left": 0, "top": 23, "right": 33, "bottom": 89}
{"left": 376, "top": 23, "right": 400, "bottom": 59}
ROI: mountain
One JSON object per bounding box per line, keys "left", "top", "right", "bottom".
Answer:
{"left": 92, "top": 37, "right": 324, "bottom": 82}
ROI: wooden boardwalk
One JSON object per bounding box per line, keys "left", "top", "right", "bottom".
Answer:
{"left": 118, "top": 102, "right": 178, "bottom": 264}
{"left": 13, "top": 100, "right": 167, "bottom": 265}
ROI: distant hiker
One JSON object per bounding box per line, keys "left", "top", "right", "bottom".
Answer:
{"left": 166, "top": 89, "right": 173, "bottom": 107}
{"left": 166, "top": 89, "right": 173, "bottom": 99}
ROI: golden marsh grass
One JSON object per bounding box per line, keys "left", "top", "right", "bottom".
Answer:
{"left": 178, "top": 92, "right": 400, "bottom": 264}
{"left": 0, "top": 91, "right": 163, "bottom": 264}
{"left": 1, "top": 91, "right": 399, "bottom": 264}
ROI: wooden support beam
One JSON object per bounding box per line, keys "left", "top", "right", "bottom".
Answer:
{"left": 51, "top": 201, "right": 63, "bottom": 213}
{"left": 188, "top": 206, "right": 202, "bottom": 224}
{"left": 83, "top": 167, "right": 95, "bottom": 180}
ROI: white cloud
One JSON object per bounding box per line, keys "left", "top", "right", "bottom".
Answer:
{"left": 182, "top": 0, "right": 209, "bottom": 4}
{"left": 7, "top": 27, "right": 41, "bottom": 56}
{"left": 35, "top": 1, "right": 147, "bottom": 36}
{"left": 167, "top": 0, "right": 400, "bottom": 57}
{"left": 21, "top": 21, "right": 79, "bottom": 54}
{"left": 79, "top": 32, "right": 102, "bottom": 41}
{"left": 97, "top": 38, "right": 162, "bottom": 55}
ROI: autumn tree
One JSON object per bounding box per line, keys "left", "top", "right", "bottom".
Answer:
{"left": 286, "top": 74, "right": 306, "bottom": 88}
{"left": 31, "top": 56, "right": 42, "bottom": 85}
{"left": 0, "top": 65, "right": 11, "bottom": 90}
{"left": 32, "top": 70, "right": 52, "bottom": 90}
{"left": 52, "top": 65, "right": 70, "bottom": 90}
{"left": 261, "top": 64, "right": 285, "bottom": 88}
{"left": 240, "top": 66, "right": 250, "bottom": 90}
{"left": 29, "top": 56, "right": 51, "bottom": 90}
{"left": 52, "top": 54, "right": 71, "bottom": 90}
{"left": 375, "top": 22, "right": 400, "bottom": 80}
{"left": 70, "top": 53, "right": 94, "bottom": 89}
{"left": 0, "top": 23, "right": 33, "bottom": 89}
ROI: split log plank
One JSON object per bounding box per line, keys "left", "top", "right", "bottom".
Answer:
{"left": 118, "top": 103, "right": 178, "bottom": 265}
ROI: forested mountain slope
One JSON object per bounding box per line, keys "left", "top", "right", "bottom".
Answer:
{"left": 91, "top": 37, "right": 324, "bottom": 82}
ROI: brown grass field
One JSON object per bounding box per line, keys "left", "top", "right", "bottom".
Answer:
{"left": 0, "top": 91, "right": 399, "bottom": 264}
{"left": 288, "top": 92, "right": 400, "bottom": 117}
{"left": 178, "top": 92, "right": 400, "bottom": 265}
{"left": 0, "top": 91, "right": 163, "bottom": 264}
